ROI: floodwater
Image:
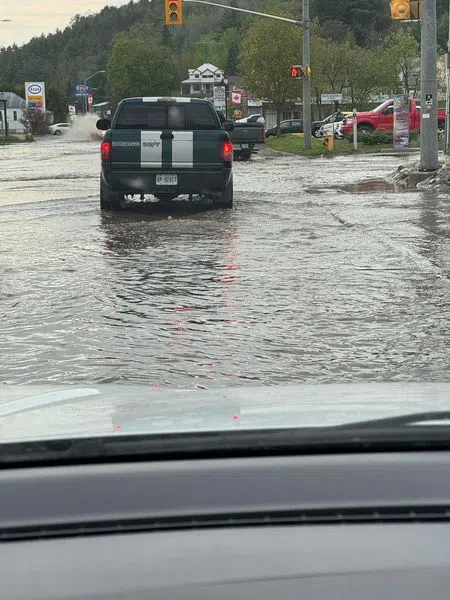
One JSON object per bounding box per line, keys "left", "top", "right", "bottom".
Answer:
{"left": 0, "top": 136, "right": 449, "bottom": 387}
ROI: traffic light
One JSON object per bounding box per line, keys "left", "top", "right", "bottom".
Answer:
{"left": 290, "top": 65, "right": 311, "bottom": 78}
{"left": 165, "top": 0, "right": 183, "bottom": 25}
{"left": 390, "top": 0, "right": 411, "bottom": 19}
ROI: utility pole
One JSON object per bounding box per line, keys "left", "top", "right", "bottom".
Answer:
{"left": 420, "top": 0, "right": 439, "bottom": 171}
{"left": 302, "top": 0, "right": 312, "bottom": 149}
{"left": 445, "top": 0, "right": 450, "bottom": 155}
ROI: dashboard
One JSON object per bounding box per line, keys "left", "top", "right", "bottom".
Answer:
{"left": 2, "top": 451, "right": 450, "bottom": 599}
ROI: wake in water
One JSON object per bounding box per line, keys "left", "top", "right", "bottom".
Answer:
{"left": 65, "top": 114, "right": 103, "bottom": 142}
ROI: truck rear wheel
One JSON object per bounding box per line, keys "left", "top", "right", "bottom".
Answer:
{"left": 214, "top": 176, "right": 233, "bottom": 209}
{"left": 100, "top": 178, "right": 123, "bottom": 211}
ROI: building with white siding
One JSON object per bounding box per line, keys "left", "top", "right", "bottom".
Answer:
{"left": 0, "top": 92, "right": 27, "bottom": 134}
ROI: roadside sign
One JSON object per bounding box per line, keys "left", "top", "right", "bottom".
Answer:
{"left": 68, "top": 105, "right": 76, "bottom": 115}
{"left": 425, "top": 93, "right": 433, "bottom": 106}
{"left": 321, "top": 93, "right": 343, "bottom": 104}
{"left": 75, "top": 84, "right": 89, "bottom": 95}
{"left": 25, "top": 81, "right": 46, "bottom": 111}
{"left": 393, "top": 96, "right": 409, "bottom": 150}
{"left": 88, "top": 94, "right": 94, "bottom": 106}
{"left": 213, "top": 85, "right": 226, "bottom": 111}
{"left": 241, "top": 92, "right": 248, "bottom": 117}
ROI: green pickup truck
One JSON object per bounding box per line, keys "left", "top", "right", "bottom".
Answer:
{"left": 96, "top": 97, "right": 235, "bottom": 210}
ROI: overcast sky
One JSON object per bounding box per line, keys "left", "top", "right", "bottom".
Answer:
{"left": 1, "top": 0, "right": 129, "bottom": 47}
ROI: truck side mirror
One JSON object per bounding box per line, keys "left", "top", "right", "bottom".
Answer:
{"left": 97, "top": 118, "right": 111, "bottom": 131}
{"left": 222, "top": 120, "right": 235, "bottom": 132}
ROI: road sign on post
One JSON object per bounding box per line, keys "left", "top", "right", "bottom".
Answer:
{"left": 320, "top": 93, "right": 343, "bottom": 104}
{"left": 213, "top": 85, "right": 226, "bottom": 111}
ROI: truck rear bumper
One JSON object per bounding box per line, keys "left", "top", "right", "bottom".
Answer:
{"left": 102, "top": 166, "right": 232, "bottom": 195}
{"left": 234, "top": 143, "right": 265, "bottom": 153}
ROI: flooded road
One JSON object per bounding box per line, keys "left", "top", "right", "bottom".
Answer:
{"left": 0, "top": 137, "right": 449, "bottom": 387}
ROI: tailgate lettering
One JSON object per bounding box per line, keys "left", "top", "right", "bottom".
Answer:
{"left": 141, "top": 131, "right": 163, "bottom": 168}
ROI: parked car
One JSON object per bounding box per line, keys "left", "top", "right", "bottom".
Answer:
{"left": 49, "top": 122, "right": 71, "bottom": 135}
{"left": 96, "top": 97, "right": 234, "bottom": 211}
{"left": 315, "top": 112, "right": 351, "bottom": 138}
{"left": 317, "top": 112, "right": 353, "bottom": 138}
{"left": 265, "top": 119, "right": 303, "bottom": 138}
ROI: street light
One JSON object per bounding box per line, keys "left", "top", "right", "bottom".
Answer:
{"left": 83, "top": 70, "right": 106, "bottom": 114}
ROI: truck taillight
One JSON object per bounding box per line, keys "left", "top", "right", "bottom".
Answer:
{"left": 101, "top": 140, "right": 112, "bottom": 161}
{"left": 223, "top": 141, "right": 233, "bottom": 162}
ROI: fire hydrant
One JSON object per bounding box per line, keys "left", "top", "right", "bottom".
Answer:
{"left": 323, "top": 133, "right": 334, "bottom": 152}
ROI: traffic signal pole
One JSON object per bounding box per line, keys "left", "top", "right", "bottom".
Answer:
{"left": 445, "top": 0, "right": 450, "bottom": 155}
{"left": 302, "top": 0, "right": 312, "bottom": 149}
{"left": 420, "top": 0, "right": 439, "bottom": 171}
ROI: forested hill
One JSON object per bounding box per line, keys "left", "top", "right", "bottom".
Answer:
{"left": 0, "top": 0, "right": 449, "bottom": 95}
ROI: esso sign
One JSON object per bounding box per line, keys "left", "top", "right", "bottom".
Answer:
{"left": 28, "top": 84, "right": 42, "bottom": 94}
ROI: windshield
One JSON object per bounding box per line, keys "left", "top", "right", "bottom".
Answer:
{"left": 0, "top": 0, "right": 448, "bottom": 449}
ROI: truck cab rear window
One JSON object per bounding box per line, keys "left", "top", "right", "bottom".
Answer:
{"left": 116, "top": 103, "right": 218, "bottom": 130}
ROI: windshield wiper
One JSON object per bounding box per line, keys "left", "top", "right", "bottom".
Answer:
{"left": 3, "top": 416, "right": 450, "bottom": 466}
{"left": 335, "top": 411, "right": 450, "bottom": 430}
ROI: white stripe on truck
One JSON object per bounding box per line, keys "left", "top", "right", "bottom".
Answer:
{"left": 141, "top": 131, "right": 162, "bottom": 168}
{"left": 172, "top": 131, "right": 194, "bottom": 168}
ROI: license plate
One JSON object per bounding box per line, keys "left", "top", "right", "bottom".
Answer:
{"left": 241, "top": 144, "right": 249, "bottom": 148}
{"left": 156, "top": 174, "right": 177, "bottom": 186}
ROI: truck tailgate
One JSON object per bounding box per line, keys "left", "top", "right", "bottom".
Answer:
{"left": 110, "top": 129, "right": 229, "bottom": 171}
{"left": 231, "top": 124, "right": 265, "bottom": 145}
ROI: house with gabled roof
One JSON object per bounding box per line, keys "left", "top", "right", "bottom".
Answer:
{"left": 181, "top": 63, "right": 225, "bottom": 98}
{"left": 0, "top": 91, "right": 27, "bottom": 134}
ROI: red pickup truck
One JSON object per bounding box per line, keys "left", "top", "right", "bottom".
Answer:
{"left": 340, "top": 98, "right": 446, "bottom": 136}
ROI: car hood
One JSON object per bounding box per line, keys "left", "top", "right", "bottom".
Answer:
{"left": 0, "top": 382, "right": 449, "bottom": 442}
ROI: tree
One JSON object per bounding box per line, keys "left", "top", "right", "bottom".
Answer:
{"left": 46, "top": 86, "right": 69, "bottom": 123}
{"left": 20, "top": 109, "right": 50, "bottom": 135}
{"left": 342, "top": 45, "right": 391, "bottom": 107}
{"left": 311, "top": 0, "right": 391, "bottom": 46}
{"left": 107, "top": 35, "right": 178, "bottom": 104}
{"left": 239, "top": 16, "right": 302, "bottom": 132}
{"left": 381, "top": 28, "right": 421, "bottom": 96}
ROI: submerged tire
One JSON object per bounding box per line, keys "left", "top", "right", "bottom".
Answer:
{"left": 214, "top": 175, "right": 233, "bottom": 209}
{"left": 100, "top": 178, "right": 122, "bottom": 211}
